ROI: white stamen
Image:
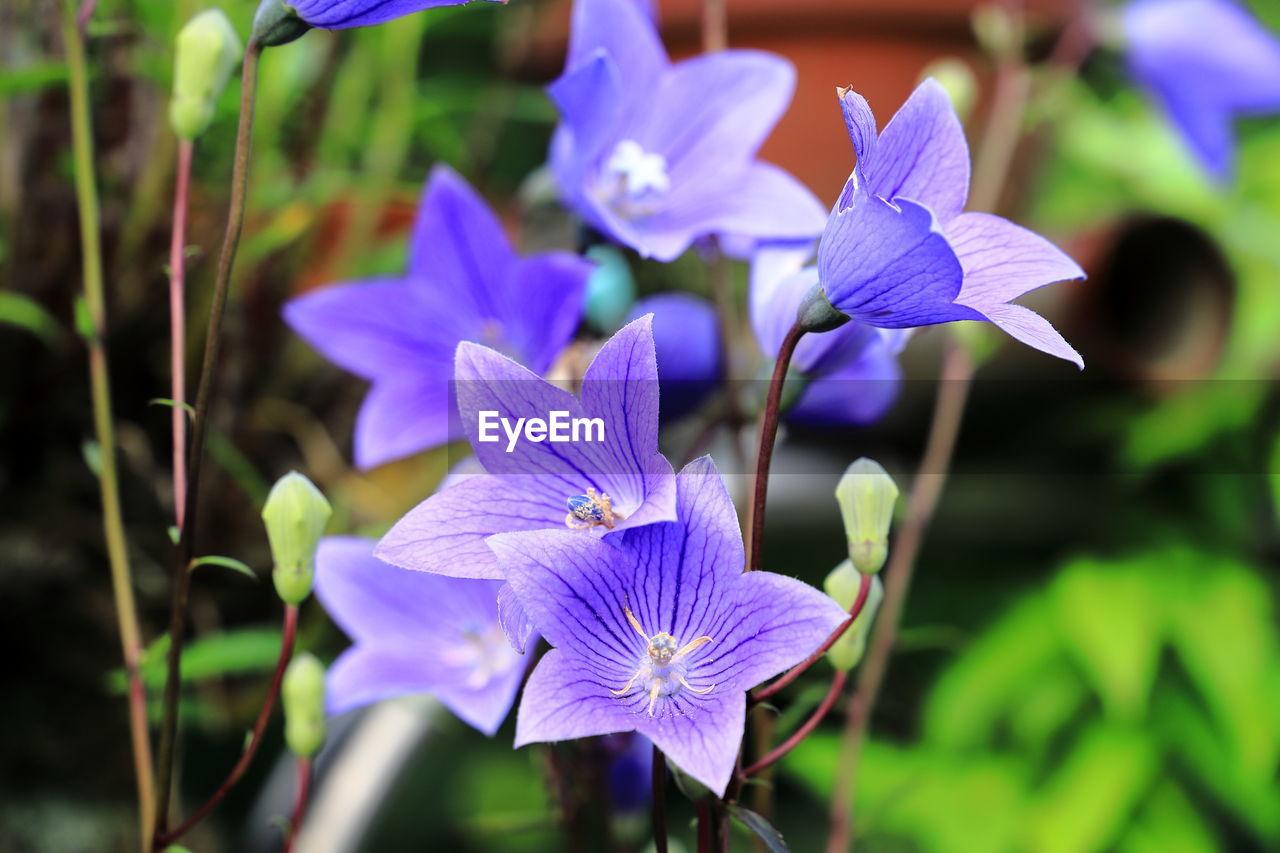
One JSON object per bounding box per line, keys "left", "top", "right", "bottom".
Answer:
{"left": 606, "top": 139, "right": 670, "bottom": 199}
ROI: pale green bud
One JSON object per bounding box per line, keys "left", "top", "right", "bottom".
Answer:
{"left": 169, "top": 9, "right": 243, "bottom": 141}
{"left": 835, "top": 458, "right": 898, "bottom": 574}
{"left": 919, "top": 61, "right": 977, "bottom": 123}
{"left": 282, "top": 653, "right": 327, "bottom": 758}
{"left": 972, "top": 4, "right": 1022, "bottom": 61}
{"left": 262, "top": 471, "right": 331, "bottom": 605}
{"left": 823, "top": 561, "right": 884, "bottom": 671}
{"left": 583, "top": 245, "right": 636, "bottom": 334}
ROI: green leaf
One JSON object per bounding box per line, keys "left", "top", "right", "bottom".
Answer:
{"left": 1117, "top": 781, "right": 1216, "bottom": 853}
{"left": 1026, "top": 724, "right": 1159, "bottom": 853}
{"left": 73, "top": 295, "right": 94, "bottom": 341}
{"left": 110, "top": 627, "right": 283, "bottom": 693}
{"left": 0, "top": 291, "right": 62, "bottom": 344}
{"left": 148, "top": 398, "right": 195, "bottom": 418}
{"left": 1052, "top": 556, "right": 1163, "bottom": 721}
{"left": 727, "top": 804, "right": 789, "bottom": 853}
{"left": 81, "top": 440, "right": 102, "bottom": 478}
{"left": 190, "top": 555, "right": 257, "bottom": 581}
{"left": 0, "top": 61, "right": 69, "bottom": 96}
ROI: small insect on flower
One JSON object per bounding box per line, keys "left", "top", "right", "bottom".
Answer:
{"left": 611, "top": 605, "right": 714, "bottom": 716}
{"left": 565, "top": 488, "right": 627, "bottom": 530}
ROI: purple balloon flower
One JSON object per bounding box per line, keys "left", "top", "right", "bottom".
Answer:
{"left": 751, "top": 244, "right": 901, "bottom": 426}
{"left": 285, "top": 165, "right": 591, "bottom": 469}
{"left": 627, "top": 293, "right": 722, "bottom": 422}
{"left": 818, "top": 80, "right": 1086, "bottom": 368}
{"left": 285, "top": 0, "right": 500, "bottom": 30}
{"left": 314, "top": 536, "right": 525, "bottom": 736}
{"left": 375, "top": 316, "right": 678, "bottom": 649}
{"left": 490, "top": 457, "right": 846, "bottom": 795}
{"left": 548, "top": 0, "right": 826, "bottom": 261}
{"left": 1124, "top": 0, "right": 1280, "bottom": 181}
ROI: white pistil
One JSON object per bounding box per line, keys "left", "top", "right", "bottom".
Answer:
{"left": 610, "top": 605, "right": 714, "bottom": 716}
{"left": 605, "top": 139, "right": 670, "bottom": 202}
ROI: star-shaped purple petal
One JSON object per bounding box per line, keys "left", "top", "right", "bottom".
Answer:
{"left": 490, "top": 457, "right": 846, "bottom": 795}
{"left": 1124, "top": 0, "right": 1280, "bottom": 181}
{"left": 313, "top": 536, "right": 525, "bottom": 736}
{"left": 287, "top": 0, "right": 500, "bottom": 30}
{"left": 285, "top": 165, "right": 591, "bottom": 469}
{"left": 817, "top": 80, "right": 1086, "bottom": 367}
{"left": 549, "top": 0, "right": 826, "bottom": 261}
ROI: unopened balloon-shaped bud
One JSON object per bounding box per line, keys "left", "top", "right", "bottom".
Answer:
{"left": 835, "top": 458, "right": 898, "bottom": 574}
{"left": 283, "top": 652, "right": 327, "bottom": 757}
{"left": 169, "top": 9, "right": 243, "bottom": 140}
{"left": 263, "top": 471, "right": 331, "bottom": 605}
{"left": 252, "top": 0, "right": 312, "bottom": 47}
{"left": 823, "top": 560, "right": 884, "bottom": 671}
{"left": 583, "top": 245, "right": 636, "bottom": 334}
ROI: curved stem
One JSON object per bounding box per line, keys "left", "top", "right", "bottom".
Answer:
{"left": 169, "top": 139, "right": 194, "bottom": 530}
{"left": 752, "top": 571, "right": 872, "bottom": 705}
{"left": 742, "top": 669, "right": 847, "bottom": 779}
{"left": 62, "top": 3, "right": 155, "bottom": 844}
{"left": 745, "top": 322, "right": 805, "bottom": 573}
{"left": 154, "top": 40, "right": 264, "bottom": 839}
{"left": 157, "top": 604, "right": 298, "bottom": 847}
{"left": 825, "top": 342, "right": 973, "bottom": 852}
{"left": 652, "top": 744, "right": 669, "bottom": 853}
{"left": 283, "top": 756, "right": 313, "bottom": 853}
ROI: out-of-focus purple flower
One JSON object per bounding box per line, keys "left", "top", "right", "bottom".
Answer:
{"left": 375, "top": 316, "right": 677, "bottom": 651}
{"left": 603, "top": 733, "right": 653, "bottom": 813}
{"left": 284, "top": 0, "right": 499, "bottom": 29}
{"left": 751, "top": 244, "right": 900, "bottom": 426}
{"left": 1123, "top": 0, "right": 1280, "bottom": 180}
{"left": 491, "top": 457, "right": 846, "bottom": 794}
{"left": 817, "top": 81, "right": 1086, "bottom": 368}
{"left": 626, "top": 293, "right": 721, "bottom": 422}
{"left": 548, "top": 0, "right": 826, "bottom": 261}
{"left": 314, "top": 537, "right": 524, "bottom": 736}
{"left": 285, "top": 166, "right": 591, "bottom": 469}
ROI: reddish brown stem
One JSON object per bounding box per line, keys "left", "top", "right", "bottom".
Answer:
{"left": 283, "top": 756, "right": 312, "bottom": 853}
{"left": 751, "top": 571, "right": 872, "bottom": 705}
{"left": 742, "top": 669, "right": 848, "bottom": 778}
{"left": 169, "top": 139, "right": 193, "bottom": 530}
{"left": 745, "top": 323, "right": 805, "bottom": 573}
{"left": 156, "top": 603, "right": 298, "bottom": 848}
{"left": 652, "top": 744, "right": 668, "bottom": 853}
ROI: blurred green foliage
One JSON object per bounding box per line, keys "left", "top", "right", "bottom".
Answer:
{"left": 786, "top": 547, "right": 1280, "bottom": 852}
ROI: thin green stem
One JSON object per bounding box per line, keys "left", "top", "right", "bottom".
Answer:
{"left": 153, "top": 39, "right": 264, "bottom": 841}
{"left": 62, "top": 3, "right": 155, "bottom": 844}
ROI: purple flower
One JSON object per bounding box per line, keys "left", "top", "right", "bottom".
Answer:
{"left": 817, "top": 81, "right": 1086, "bottom": 368}
{"left": 1124, "top": 0, "right": 1280, "bottom": 180}
{"left": 548, "top": 0, "right": 825, "bottom": 261}
{"left": 375, "top": 316, "right": 678, "bottom": 650}
{"left": 627, "top": 293, "right": 722, "bottom": 422}
{"left": 751, "top": 244, "right": 900, "bottom": 426}
{"left": 489, "top": 457, "right": 846, "bottom": 795}
{"left": 313, "top": 536, "right": 524, "bottom": 736}
{"left": 285, "top": 0, "right": 499, "bottom": 29}
{"left": 285, "top": 166, "right": 591, "bottom": 469}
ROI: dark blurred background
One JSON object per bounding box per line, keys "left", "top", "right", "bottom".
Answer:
{"left": 3, "top": 0, "right": 1279, "bottom": 850}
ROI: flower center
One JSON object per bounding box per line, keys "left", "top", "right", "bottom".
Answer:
{"left": 443, "top": 623, "right": 520, "bottom": 690}
{"left": 600, "top": 139, "right": 669, "bottom": 218}
{"left": 610, "top": 606, "right": 715, "bottom": 715}
{"left": 565, "top": 487, "right": 626, "bottom": 531}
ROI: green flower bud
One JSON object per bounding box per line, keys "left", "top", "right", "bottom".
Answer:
{"left": 919, "top": 59, "right": 978, "bottom": 123}
{"left": 835, "top": 458, "right": 898, "bottom": 574}
{"left": 823, "top": 560, "right": 884, "bottom": 671}
{"left": 169, "top": 9, "right": 243, "bottom": 141}
{"left": 252, "top": 0, "right": 312, "bottom": 48}
{"left": 583, "top": 245, "right": 636, "bottom": 334}
{"left": 796, "top": 283, "right": 851, "bottom": 334}
{"left": 282, "top": 652, "right": 327, "bottom": 758}
{"left": 262, "top": 471, "right": 331, "bottom": 605}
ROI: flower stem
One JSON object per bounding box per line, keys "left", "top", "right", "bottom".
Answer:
{"left": 157, "top": 604, "right": 298, "bottom": 848}
{"left": 742, "top": 669, "right": 847, "bottom": 779}
{"left": 696, "top": 799, "right": 713, "bottom": 853}
{"left": 154, "top": 39, "right": 264, "bottom": 840}
{"left": 169, "top": 139, "right": 194, "bottom": 530}
{"left": 702, "top": 0, "right": 727, "bottom": 53}
{"left": 652, "top": 744, "right": 669, "bottom": 853}
{"left": 61, "top": 2, "right": 155, "bottom": 844}
{"left": 751, "top": 571, "right": 872, "bottom": 704}
{"left": 825, "top": 341, "right": 973, "bottom": 852}
{"left": 283, "top": 756, "right": 313, "bottom": 853}
{"left": 745, "top": 322, "right": 805, "bottom": 573}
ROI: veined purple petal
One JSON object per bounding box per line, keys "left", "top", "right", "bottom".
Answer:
{"left": 973, "top": 302, "right": 1084, "bottom": 369}
{"left": 948, "top": 212, "right": 1085, "bottom": 308}
{"left": 515, "top": 649, "right": 643, "bottom": 744}
{"left": 819, "top": 194, "right": 972, "bottom": 327}
{"left": 289, "top": 0, "right": 499, "bottom": 29}
{"left": 497, "top": 581, "right": 536, "bottom": 654}
{"left": 865, "top": 79, "right": 970, "bottom": 224}
{"left": 627, "top": 293, "right": 722, "bottom": 422}
{"left": 837, "top": 87, "right": 878, "bottom": 186}
{"left": 566, "top": 0, "right": 666, "bottom": 98}
{"left": 549, "top": 52, "right": 625, "bottom": 187}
